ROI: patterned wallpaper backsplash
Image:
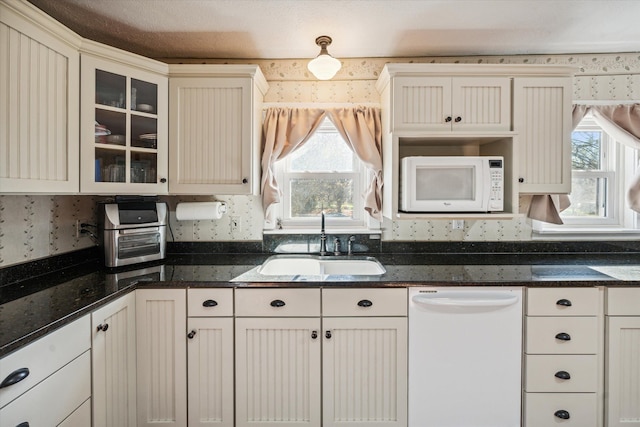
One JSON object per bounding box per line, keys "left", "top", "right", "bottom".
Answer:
{"left": 2, "top": 52, "right": 639, "bottom": 267}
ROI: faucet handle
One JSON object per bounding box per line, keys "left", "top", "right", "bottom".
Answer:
{"left": 333, "top": 237, "right": 341, "bottom": 256}
{"left": 347, "top": 235, "right": 355, "bottom": 255}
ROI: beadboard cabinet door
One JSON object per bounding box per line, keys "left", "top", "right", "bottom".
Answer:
{"left": 169, "top": 66, "right": 267, "bottom": 195}
{"left": 513, "top": 77, "right": 573, "bottom": 194}
{"left": 0, "top": 0, "right": 80, "bottom": 193}
{"left": 322, "top": 317, "right": 408, "bottom": 427}
{"left": 136, "top": 289, "right": 187, "bottom": 427}
{"left": 235, "top": 317, "right": 322, "bottom": 427}
{"left": 92, "top": 292, "right": 137, "bottom": 427}
{"left": 606, "top": 316, "right": 640, "bottom": 427}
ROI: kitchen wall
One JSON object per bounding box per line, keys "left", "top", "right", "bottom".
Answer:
{"left": 1, "top": 52, "right": 639, "bottom": 267}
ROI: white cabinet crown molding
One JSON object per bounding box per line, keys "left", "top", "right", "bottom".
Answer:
{"left": 80, "top": 38, "right": 169, "bottom": 76}
{"left": 168, "top": 63, "right": 269, "bottom": 95}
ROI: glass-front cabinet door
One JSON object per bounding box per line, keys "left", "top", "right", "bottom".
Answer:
{"left": 80, "top": 54, "right": 168, "bottom": 194}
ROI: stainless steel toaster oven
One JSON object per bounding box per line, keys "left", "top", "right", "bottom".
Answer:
{"left": 98, "top": 200, "right": 167, "bottom": 267}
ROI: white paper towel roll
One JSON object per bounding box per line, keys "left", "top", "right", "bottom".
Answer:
{"left": 175, "top": 202, "right": 227, "bottom": 221}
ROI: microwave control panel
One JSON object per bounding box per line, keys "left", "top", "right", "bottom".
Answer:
{"left": 489, "top": 159, "right": 504, "bottom": 211}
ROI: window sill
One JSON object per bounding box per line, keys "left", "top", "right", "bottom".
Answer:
{"left": 533, "top": 227, "right": 640, "bottom": 241}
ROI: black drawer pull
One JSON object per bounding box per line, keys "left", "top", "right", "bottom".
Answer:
{"left": 357, "top": 299, "right": 373, "bottom": 308}
{"left": 202, "top": 299, "right": 218, "bottom": 307}
{"left": 1, "top": 368, "right": 30, "bottom": 389}
{"left": 311, "top": 331, "right": 318, "bottom": 339}
{"left": 555, "top": 370, "right": 571, "bottom": 380}
{"left": 554, "top": 410, "right": 570, "bottom": 419}
{"left": 187, "top": 330, "right": 197, "bottom": 339}
{"left": 325, "top": 330, "right": 332, "bottom": 339}
{"left": 16, "top": 423, "right": 30, "bottom": 427}
{"left": 270, "top": 299, "right": 286, "bottom": 308}
{"left": 97, "top": 323, "right": 109, "bottom": 332}
{"left": 556, "top": 298, "right": 572, "bottom": 307}
{"left": 555, "top": 332, "right": 571, "bottom": 341}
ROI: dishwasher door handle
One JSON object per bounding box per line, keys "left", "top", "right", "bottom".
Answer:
{"left": 412, "top": 292, "right": 519, "bottom": 308}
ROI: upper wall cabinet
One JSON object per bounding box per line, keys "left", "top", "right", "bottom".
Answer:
{"left": 168, "top": 65, "right": 269, "bottom": 195}
{"left": 513, "top": 77, "right": 573, "bottom": 194}
{"left": 392, "top": 76, "right": 511, "bottom": 132}
{"left": 80, "top": 41, "right": 169, "bottom": 195}
{"left": 0, "top": 0, "right": 81, "bottom": 193}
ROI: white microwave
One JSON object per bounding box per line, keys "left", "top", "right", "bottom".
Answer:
{"left": 400, "top": 156, "right": 504, "bottom": 213}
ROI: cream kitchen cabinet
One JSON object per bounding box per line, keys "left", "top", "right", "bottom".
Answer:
{"left": 235, "top": 288, "right": 322, "bottom": 427}
{"left": 322, "top": 288, "right": 408, "bottom": 427}
{"left": 605, "top": 287, "right": 640, "bottom": 427}
{"left": 187, "top": 288, "right": 235, "bottom": 427}
{"left": 390, "top": 75, "right": 511, "bottom": 132}
{"left": 524, "top": 287, "right": 603, "bottom": 427}
{"left": 136, "top": 288, "right": 187, "bottom": 427}
{"left": 0, "top": 0, "right": 81, "bottom": 193}
{"left": 92, "top": 292, "right": 137, "bottom": 427}
{"left": 168, "top": 65, "right": 269, "bottom": 195}
{"left": 514, "top": 77, "right": 573, "bottom": 193}
{"left": 0, "top": 315, "right": 91, "bottom": 426}
{"left": 80, "top": 41, "right": 169, "bottom": 194}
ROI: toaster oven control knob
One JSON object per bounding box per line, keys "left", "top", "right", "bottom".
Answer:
{"left": 160, "top": 178, "right": 167, "bottom": 183}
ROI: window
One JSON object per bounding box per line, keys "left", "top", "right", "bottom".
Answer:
{"left": 534, "top": 112, "right": 639, "bottom": 235}
{"left": 275, "top": 118, "right": 367, "bottom": 228}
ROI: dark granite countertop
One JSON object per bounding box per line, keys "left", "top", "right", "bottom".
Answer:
{"left": 3, "top": 249, "right": 640, "bottom": 357}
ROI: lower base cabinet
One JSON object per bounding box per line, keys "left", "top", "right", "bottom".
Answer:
{"left": 136, "top": 288, "right": 187, "bottom": 427}
{"left": 92, "top": 292, "right": 137, "bottom": 427}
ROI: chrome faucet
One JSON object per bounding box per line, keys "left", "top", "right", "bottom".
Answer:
{"left": 319, "top": 212, "right": 327, "bottom": 255}
{"left": 347, "top": 235, "right": 356, "bottom": 255}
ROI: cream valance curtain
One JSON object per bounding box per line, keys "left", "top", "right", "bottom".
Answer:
{"left": 528, "top": 103, "right": 640, "bottom": 223}
{"left": 260, "top": 106, "right": 384, "bottom": 221}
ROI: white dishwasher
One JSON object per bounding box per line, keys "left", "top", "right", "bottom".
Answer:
{"left": 408, "top": 287, "right": 523, "bottom": 427}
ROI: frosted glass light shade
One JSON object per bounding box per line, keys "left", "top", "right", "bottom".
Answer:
{"left": 307, "top": 53, "right": 341, "bottom": 80}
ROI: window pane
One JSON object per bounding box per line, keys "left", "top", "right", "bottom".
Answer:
{"left": 571, "top": 131, "right": 602, "bottom": 170}
{"left": 289, "top": 178, "right": 354, "bottom": 219}
{"left": 290, "top": 133, "right": 353, "bottom": 172}
{"left": 562, "top": 176, "right": 607, "bottom": 218}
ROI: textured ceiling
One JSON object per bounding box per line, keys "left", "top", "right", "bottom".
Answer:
{"left": 26, "top": 0, "right": 640, "bottom": 60}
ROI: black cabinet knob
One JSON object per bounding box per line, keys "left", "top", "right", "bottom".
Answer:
{"left": 555, "top": 332, "right": 571, "bottom": 341}
{"left": 445, "top": 116, "right": 452, "bottom": 122}
{"left": 202, "top": 299, "right": 218, "bottom": 307}
{"left": 518, "top": 177, "right": 524, "bottom": 183}
{"left": 325, "top": 330, "right": 332, "bottom": 339}
{"left": 97, "top": 323, "right": 109, "bottom": 332}
{"left": 454, "top": 116, "right": 462, "bottom": 122}
{"left": 242, "top": 178, "right": 248, "bottom": 184}
{"left": 187, "top": 330, "right": 197, "bottom": 339}
{"left": 554, "top": 410, "right": 570, "bottom": 419}
{"left": 270, "top": 299, "right": 286, "bottom": 308}
{"left": 160, "top": 178, "right": 167, "bottom": 183}
{"left": 357, "top": 299, "right": 373, "bottom": 308}
{"left": 556, "top": 298, "right": 572, "bottom": 307}
{"left": 1, "top": 368, "right": 30, "bottom": 389}
{"left": 311, "top": 331, "right": 318, "bottom": 339}
{"left": 555, "top": 370, "right": 571, "bottom": 380}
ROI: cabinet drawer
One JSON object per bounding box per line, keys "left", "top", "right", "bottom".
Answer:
{"left": 188, "top": 288, "right": 234, "bottom": 317}
{"left": 524, "top": 392, "right": 597, "bottom": 427}
{"left": 525, "top": 354, "right": 598, "bottom": 392}
{"left": 0, "top": 350, "right": 91, "bottom": 426}
{"left": 235, "top": 288, "right": 320, "bottom": 317}
{"left": 0, "top": 314, "right": 90, "bottom": 408}
{"left": 527, "top": 288, "right": 599, "bottom": 316}
{"left": 607, "top": 287, "right": 640, "bottom": 315}
{"left": 59, "top": 397, "right": 91, "bottom": 427}
{"left": 322, "top": 288, "right": 407, "bottom": 317}
{"left": 526, "top": 316, "right": 598, "bottom": 354}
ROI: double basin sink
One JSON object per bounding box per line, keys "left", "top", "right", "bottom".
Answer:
{"left": 256, "top": 254, "right": 386, "bottom": 280}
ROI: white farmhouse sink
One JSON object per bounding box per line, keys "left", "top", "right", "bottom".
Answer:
{"left": 257, "top": 255, "right": 386, "bottom": 276}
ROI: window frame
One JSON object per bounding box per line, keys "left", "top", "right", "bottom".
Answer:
{"left": 273, "top": 118, "right": 369, "bottom": 230}
{"left": 533, "top": 112, "right": 640, "bottom": 237}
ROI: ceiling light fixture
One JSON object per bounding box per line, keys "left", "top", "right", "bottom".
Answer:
{"left": 307, "top": 36, "right": 341, "bottom": 80}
